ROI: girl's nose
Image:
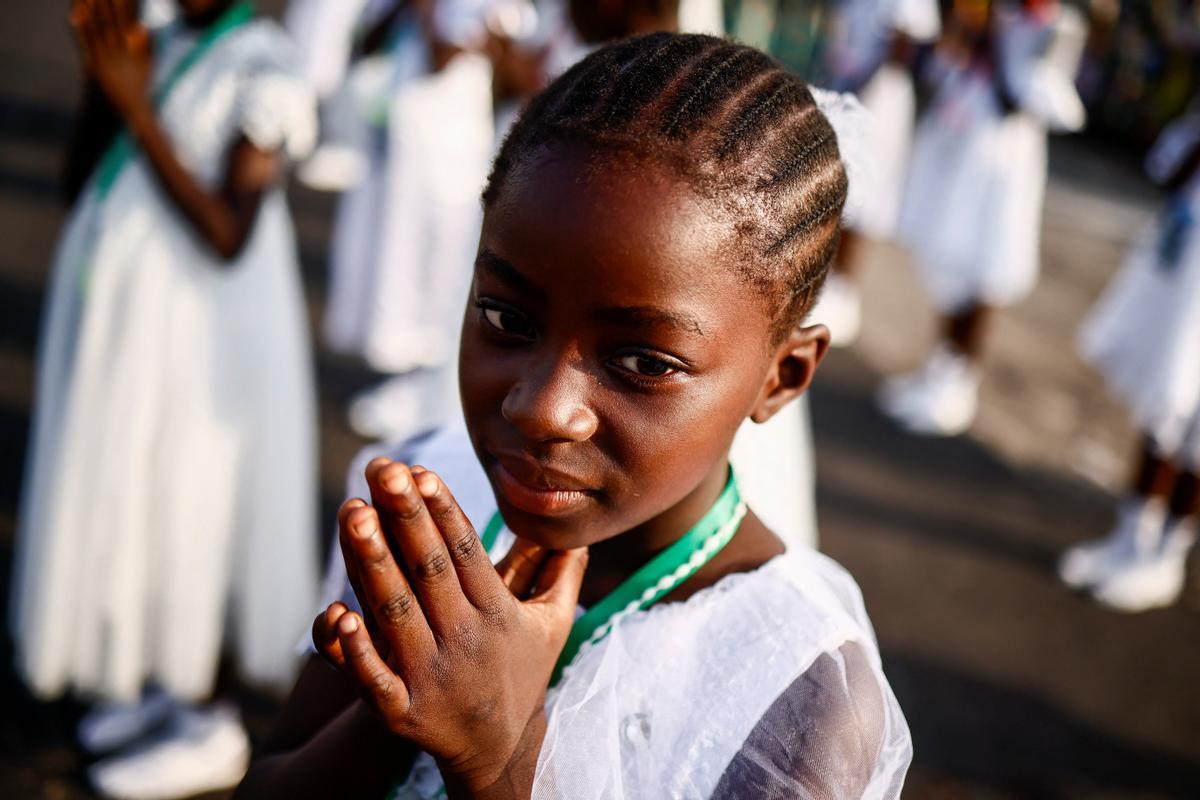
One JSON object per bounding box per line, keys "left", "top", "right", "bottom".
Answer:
{"left": 501, "top": 356, "right": 599, "bottom": 444}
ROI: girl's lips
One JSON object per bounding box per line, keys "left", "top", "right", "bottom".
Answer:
{"left": 490, "top": 459, "right": 594, "bottom": 517}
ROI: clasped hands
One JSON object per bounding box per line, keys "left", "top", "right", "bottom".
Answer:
{"left": 314, "top": 458, "right": 587, "bottom": 798}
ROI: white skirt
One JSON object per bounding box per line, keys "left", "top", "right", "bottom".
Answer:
{"left": 900, "top": 71, "right": 1048, "bottom": 312}
{"left": 321, "top": 45, "right": 493, "bottom": 373}
{"left": 12, "top": 178, "right": 319, "bottom": 702}
{"left": 847, "top": 64, "right": 918, "bottom": 241}
{"left": 1079, "top": 209, "right": 1200, "bottom": 468}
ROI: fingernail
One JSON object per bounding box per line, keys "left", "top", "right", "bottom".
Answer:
{"left": 415, "top": 472, "right": 438, "bottom": 498}
{"left": 353, "top": 517, "right": 377, "bottom": 540}
{"left": 382, "top": 465, "right": 410, "bottom": 495}
{"left": 339, "top": 615, "right": 359, "bottom": 634}
{"left": 410, "top": 465, "right": 427, "bottom": 475}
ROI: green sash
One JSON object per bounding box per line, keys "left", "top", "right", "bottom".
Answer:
{"left": 91, "top": 1, "right": 255, "bottom": 200}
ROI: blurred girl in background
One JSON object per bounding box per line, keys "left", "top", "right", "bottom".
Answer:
{"left": 815, "top": 0, "right": 941, "bottom": 347}
{"left": 879, "top": 0, "right": 1086, "bottom": 435}
{"left": 1061, "top": 108, "right": 1200, "bottom": 613}
{"left": 12, "top": 0, "right": 319, "bottom": 795}
{"left": 318, "top": 0, "right": 497, "bottom": 442}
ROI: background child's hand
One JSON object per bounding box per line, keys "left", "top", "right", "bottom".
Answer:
{"left": 69, "top": 0, "right": 151, "bottom": 119}
{"left": 314, "top": 459, "right": 587, "bottom": 797}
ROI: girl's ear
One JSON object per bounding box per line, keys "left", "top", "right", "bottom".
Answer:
{"left": 749, "top": 324, "right": 830, "bottom": 424}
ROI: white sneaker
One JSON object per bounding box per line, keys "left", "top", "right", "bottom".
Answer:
{"left": 878, "top": 345, "right": 980, "bottom": 436}
{"left": 88, "top": 704, "right": 250, "bottom": 800}
{"left": 1092, "top": 517, "right": 1197, "bottom": 613}
{"left": 1058, "top": 497, "right": 1168, "bottom": 590}
{"left": 808, "top": 272, "right": 862, "bottom": 347}
{"left": 79, "top": 691, "right": 176, "bottom": 755}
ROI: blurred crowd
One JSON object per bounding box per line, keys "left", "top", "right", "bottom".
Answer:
{"left": 7, "top": 0, "right": 1200, "bottom": 797}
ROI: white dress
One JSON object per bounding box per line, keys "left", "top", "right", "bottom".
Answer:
{"left": 321, "top": 18, "right": 494, "bottom": 379}
{"left": 284, "top": 0, "right": 373, "bottom": 99}
{"left": 315, "top": 425, "right": 911, "bottom": 799}
{"left": 11, "top": 19, "right": 320, "bottom": 702}
{"left": 825, "top": 0, "right": 940, "bottom": 240}
{"left": 1079, "top": 113, "right": 1200, "bottom": 469}
{"left": 899, "top": 5, "right": 1085, "bottom": 312}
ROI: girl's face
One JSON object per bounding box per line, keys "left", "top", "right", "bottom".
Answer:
{"left": 460, "top": 146, "right": 818, "bottom": 550}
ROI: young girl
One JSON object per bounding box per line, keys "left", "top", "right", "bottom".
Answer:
{"left": 879, "top": 0, "right": 1086, "bottom": 435}
{"left": 815, "top": 0, "right": 941, "bottom": 346}
{"left": 237, "top": 32, "right": 910, "bottom": 799}
{"left": 1059, "top": 110, "right": 1200, "bottom": 612}
{"left": 320, "top": 0, "right": 498, "bottom": 442}
{"left": 13, "top": 0, "right": 318, "bottom": 794}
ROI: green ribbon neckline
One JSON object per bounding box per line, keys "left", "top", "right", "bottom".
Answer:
{"left": 480, "top": 469, "right": 746, "bottom": 687}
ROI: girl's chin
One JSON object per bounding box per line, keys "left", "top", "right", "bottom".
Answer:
{"left": 493, "top": 501, "right": 599, "bottom": 550}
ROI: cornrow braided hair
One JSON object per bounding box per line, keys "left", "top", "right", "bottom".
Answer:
{"left": 482, "top": 32, "right": 849, "bottom": 340}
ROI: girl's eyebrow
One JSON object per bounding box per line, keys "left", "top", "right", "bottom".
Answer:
{"left": 594, "top": 306, "right": 708, "bottom": 337}
{"left": 476, "top": 249, "right": 546, "bottom": 300}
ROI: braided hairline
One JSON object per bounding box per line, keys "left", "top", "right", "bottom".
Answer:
{"left": 483, "top": 33, "right": 848, "bottom": 333}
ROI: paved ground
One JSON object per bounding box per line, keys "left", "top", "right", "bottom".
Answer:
{"left": 1, "top": 4, "right": 1199, "bottom": 799}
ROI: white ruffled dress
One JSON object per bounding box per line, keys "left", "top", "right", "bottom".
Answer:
{"left": 316, "top": 425, "right": 911, "bottom": 799}
{"left": 11, "top": 19, "right": 320, "bottom": 702}
{"left": 899, "top": 5, "right": 1086, "bottom": 312}
{"left": 1079, "top": 113, "right": 1200, "bottom": 469}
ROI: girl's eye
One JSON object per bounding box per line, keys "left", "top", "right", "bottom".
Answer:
{"left": 614, "top": 354, "right": 677, "bottom": 378}
{"left": 482, "top": 306, "right": 535, "bottom": 338}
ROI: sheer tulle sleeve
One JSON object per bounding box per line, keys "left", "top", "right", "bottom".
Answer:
{"left": 712, "top": 642, "right": 908, "bottom": 800}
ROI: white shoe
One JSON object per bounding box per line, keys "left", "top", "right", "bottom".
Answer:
{"left": 878, "top": 345, "right": 980, "bottom": 436}
{"left": 1091, "top": 517, "right": 1197, "bottom": 613}
{"left": 808, "top": 272, "right": 862, "bottom": 347}
{"left": 88, "top": 704, "right": 250, "bottom": 800}
{"left": 79, "top": 691, "right": 176, "bottom": 755}
{"left": 1058, "top": 497, "right": 1168, "bottom": 590}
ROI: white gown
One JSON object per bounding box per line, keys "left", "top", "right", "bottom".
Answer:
{"left": 11, "top": 19, "right": 320, "bottom": 702}
{"left": 825, "top": 0, "right": 940, "bottom": 240}
{"left": 899, "top": 5, "right": 1085, "bottom": 312}
{"left": 318, "top": 33, "right": 494, "bottom": 445}
{"left": 1079, "top": 113, "right": 1200, "bottom": 469}
{"left": 284, "top": 0, "right": 373, "bottom": 99}
{"left": 315, "top": 425, "right": 911, "bottom": 800}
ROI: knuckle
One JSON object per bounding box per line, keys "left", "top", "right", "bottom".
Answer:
{"left": 475, "top": 593, "right": 509, "bottom": 621}
{"left": 465, "top": 696, "right": 498, "bottom": 723}
{"left": 449, "top": 532, "right": 480, "bottom": 563}
{"left": 367, "top": 670, "right": 398, "bottom": 702}
{"left": 375, "top": 590, "right": 415, "bottom": 624}
{"left": 414, "top": 549, "right": 451, "bottom": 582}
